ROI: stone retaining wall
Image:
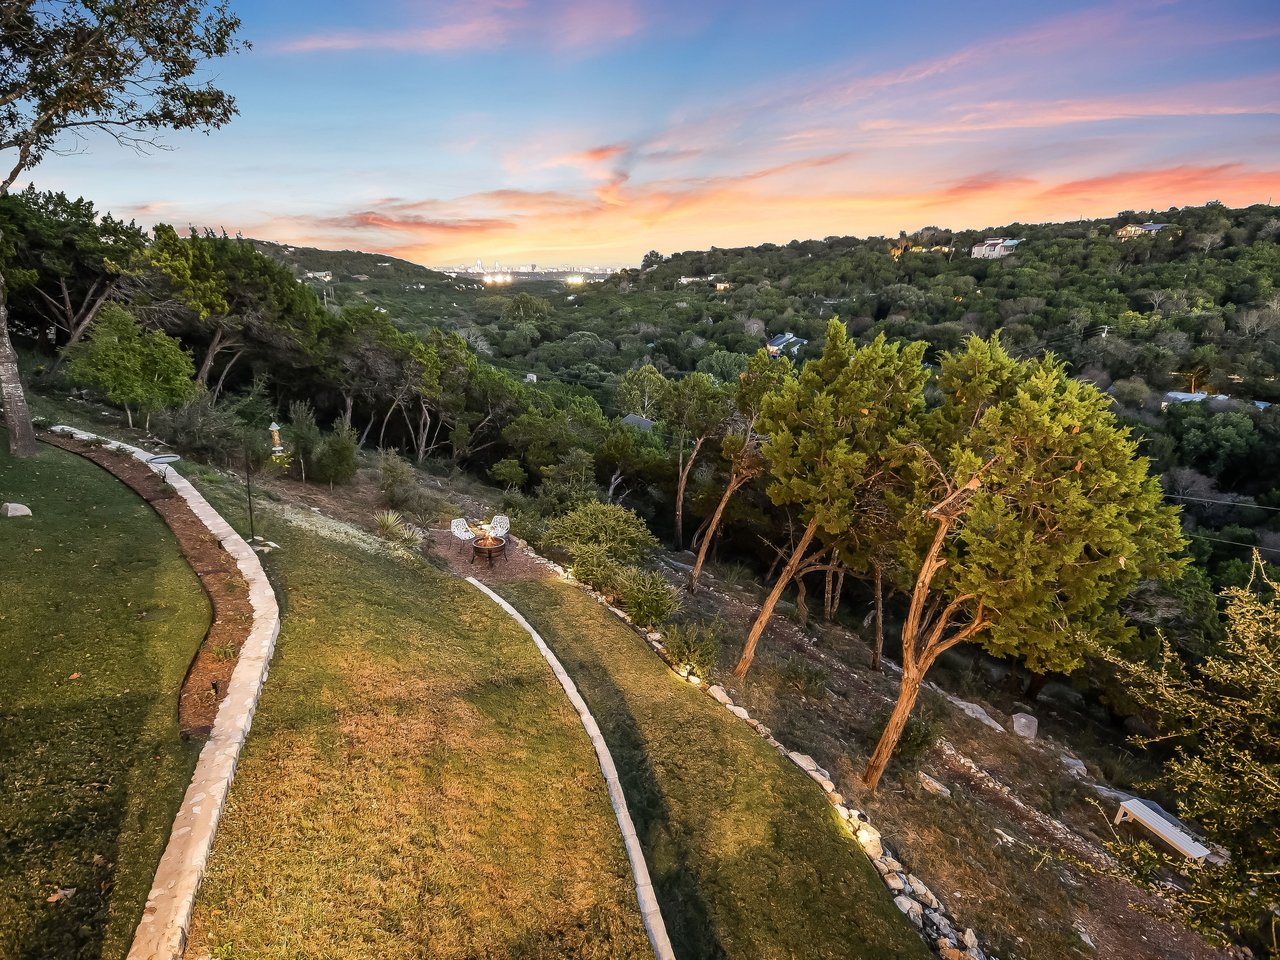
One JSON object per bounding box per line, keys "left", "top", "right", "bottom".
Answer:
{"left": 50, "top": 428, "right": 282, "bottom": 960}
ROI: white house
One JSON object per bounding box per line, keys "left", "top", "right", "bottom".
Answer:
{"left": 970, "top": 238, "right": 1022, "bottom": 259}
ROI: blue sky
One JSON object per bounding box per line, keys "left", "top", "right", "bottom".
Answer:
{"left": 24, "top": 0, "right": 1280, "bottom": 267}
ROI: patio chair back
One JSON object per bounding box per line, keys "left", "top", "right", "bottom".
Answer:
{"left": 488, "top": 514, "right": 510, "bottom": 538}
{"left": 450, "top": 517, "right": 476, "bottom": 541}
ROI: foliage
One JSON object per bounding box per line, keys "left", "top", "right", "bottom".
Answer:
{"left": 614, "top": 566, "right": 680, "bottom": 628}
{"left": 65, "top": 304, "right": 199, "bottom": 425}
{"left": 1104, "top": 555, "right": 1280, "bottom": 952}
{"left": 566, "top": 542, "right": 622, "bottom": 593}
{"left": 488, "top": 457, "right": 527, "bottom": 489}
{"left": 662, "top": 620, "right": 723, "bottom": 678}
{"left": 543, "top": 501, "right": 660, "bottom": 564}
{"left": 779, "top": 656, "right": 829, "bottom": 699}
{"left": 309, "top": 421, "right": 360, "bottom": 485}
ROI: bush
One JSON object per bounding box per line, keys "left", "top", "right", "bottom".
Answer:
{"left": 662, "top": 620, "right": 722, "bottom": 678}
{"left": 615, "top": 567, "right": 679, "bottom": 628}
{"left": 543, "top": 502, "right": 659, "bottom": 565}
{"left": 488, "top": 458, "right": 527, "bottom": 490}
{"left": 288, "top": 400, "right": 323, "bottom": 480}
{"left": 310, "top": 421, "right": 359, "bottom": 485}
{"left": 377, "top": 449, "right": 418, "bottom": 505}
{"left": 152, "top": 395, "right": 244, "bottom": 464}
{"left": 876, "top": 703, "right": 941, "bottom": 772}
{"left": 780, "top": 656, "right": 829, "bottom": 699}
{"left": 568, "top": 543, "right": 622, "bottom": 593}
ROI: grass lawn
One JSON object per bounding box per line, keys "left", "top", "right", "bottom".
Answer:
{"left": 0, "top": 438, "right": 210, "bottom": 959}
{"left": 183, "top": 483, "right": 652, "bottom": 960}
{"left": 501, "top": 578, "right": 931, "bottom": 960}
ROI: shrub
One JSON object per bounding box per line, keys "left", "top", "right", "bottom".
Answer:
{"left": 374, "top": 509, "right": 406, "bottom": 538}
{"left": 543, "top": 502, "right": 659, "bottom": 565}
{"left": 152, "top": 395, "right": 244, "bottom": 464}
{"left": 568, "top": 542, "right": 622, "bottom": 593}
{"left": 488, "top": 458, "right": 527, "bottom": 490}
{"left": 780, "top": 656, "right": 829, "bottom": 699}
{"left": 876, "top": 703, "right": 941, "bottom": 772}
{"left": 615, "top": 566, "right": 679, "bottom": 628}
{"left": 288, "top": 400, "right": 323, "bottom": 481}
{"left": 378, "top": 449, "right": 419, "bottom": 505}
{"left": 662, "top": 620, "right": 722, "bottom": 678}
{"left": 310, "top": 421, "right": 359, "bottom": 485}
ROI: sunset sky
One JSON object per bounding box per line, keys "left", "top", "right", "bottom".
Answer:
{"left": 26, "top": 0, "right": 1280, "bottom": 268}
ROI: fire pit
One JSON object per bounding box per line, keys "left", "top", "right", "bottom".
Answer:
{"left": 471, "top": 535, "right": 507, "bottom": 568}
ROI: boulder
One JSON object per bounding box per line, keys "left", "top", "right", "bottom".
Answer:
{"left": 1, "top": 502, "right": 32, "bottom": 518}
{"left": 883, "top": 872, "right": 907, "bottom": 892}
{"left": 1061, "top": 755, "right": 1088, "bottom": 778}
{"left": 1011, "top": 712, "right": 1039, "bottom": 739}
{"left": 907, "top": 875, "right": 941, "bottom": 911}
{"left": 918, "top": 771, "right": 952, "bottom": 798}
{"left": 807, "top": 768, "right": 836, "bottom": 793}
{"left": 728, "top": 705, "right": 750, "bottom": 720}
{"left": 962, "top": 928, "right": 979, "bottom": 950}
{"left": 707, "top": 685, "right": 732, "bottom": 705}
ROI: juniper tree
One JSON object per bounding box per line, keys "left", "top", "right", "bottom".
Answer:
{"left": 863, "top": 337, "right": 1185, "bottom": 789}
{"left": 0, "top": 0, "right": 245, "bottom": 456}
{"left": 732, "top": 324, "right": 928, "bottom": 679}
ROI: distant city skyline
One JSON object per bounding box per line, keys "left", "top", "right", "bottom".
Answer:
{"left": 21, "top": 0, "right": 1280, "bottom": 268}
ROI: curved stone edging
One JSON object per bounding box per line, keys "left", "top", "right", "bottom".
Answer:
{"left": 464, "top": 577, "right": 676, "bottom": 960}
{"left": 50, "top": 427, "right": 282, "bottom": 960}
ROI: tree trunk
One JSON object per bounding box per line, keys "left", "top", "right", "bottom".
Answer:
{"left": 864, "top": 666, "right": 923, "bottom": 791}
{"left": 358, "top": 417, "right": 374, "bottom": 447}
{"left": 49, "top": 278, "right": 111, "bottom": 373}
{"left": 211, "top": 348, "right": 245, "bottom": 401}
{"left": 733, "top": 517, "right": 819, "bottom": 680}
{"left": 1024, "top": 671, "right": 1050, "bottom": 701}
{"left": 415, "top": 405, "right": 431, "bottom": 463}
{"left": 823, "top": 567, "right": 835, "bottom": 622}
{"left": 342, "top": 392, "right": 354, "bottom": 426}
{"left": 795, "top": 575, "right": 809, "bottom": 627}
{"left": 871, "top": 561, "right": 884, "bottom": 670}
{"left": 0, "top": 271, "right": 36, "bottom": 457}
{"left": 673, "top": 435, "right": 705, "bottom": 549}
{"left": 124, "top": 404, "right": 133, "bottom": 428}
{"left": 688, "top": 469, "right": 747, "bottom": 591}
{"left": 197, "top": 327, "right": 225, "bottom": 385}
{"left": 378, "top": 401, "right": 399, "bottom": 448}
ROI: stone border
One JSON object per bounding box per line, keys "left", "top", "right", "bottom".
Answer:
{"left": 465, "top": 577, "right": 676, "bottom": 960}
{"left": 49, "top": 427, "right": 282, "bottom": 960}
{"left": 514, "top": 543, "right": 996, "bottom": 960}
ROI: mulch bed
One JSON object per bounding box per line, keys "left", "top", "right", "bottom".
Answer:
{"left": 40, "top": 432, "right": 254, "bottom": 737}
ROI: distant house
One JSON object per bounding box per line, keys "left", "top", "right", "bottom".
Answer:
{"left": 715, "top": 281, "right": 733, "bottom": 292}
{"left": 303, "top": 270, "right": 333, "bottom": 282}
{"left": 1161, "top": 390, "right": 1271, "bottom": 411}
{"left": 621, "top": 413, "right": 655, "bottom": 432}
{"left": 524, "top": 373, "right": 538, "bottom": 384}
{"left": 1116, "top": 222, "right": 1171, "bottom": 240}
{"left": 766, "top": 332, "right": 807, "bottom": 358}
{"left": 350, "top": 274, "right": 370, "bottom": 281}
{"left": 970, "top": 238, "right": 1022, "bottom": 259}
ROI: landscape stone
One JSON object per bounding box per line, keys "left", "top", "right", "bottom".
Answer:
{"left": 728, "top": 705, "right": 750, "bottom": 720}
{"left": 707, "top": 685, "right": 731, "bottom": 705}
{"left": 939, "top": 947, "right": 969, "bottom": 960}
{"left": 918, "top": 771, "right": 952, "bottom": 797}
{"left": 908, "top": 875, "right": 941, "bottom": 910}
{"left": 883, "top": 872, "right": 907, "bottom": 892}
{"left": 893, "top": 895, "right": 923, "bottom": 927}
{"left": 1011, "top": 712, "right": 1039, "bottom": 738}
{"left": 1, "top": 502, "right": 32, "bottom": 518}
{"left": 962, "top": 928, "right": 980, "bottom": 950}
{"left": 855, "top": 822, "right": 884, "bottom": 858}
{"left": 787, "top": 751, "right": 820, "bottom": 772}
{"left": 1060, "top": 755, "right": 1088, "bottom": 777}
{"left": 806, "top": 768, "right": 835, "bottom": 792}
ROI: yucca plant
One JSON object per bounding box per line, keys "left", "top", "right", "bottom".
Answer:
{"left": 373, "top": 509, "right": 405, "bottom": 539}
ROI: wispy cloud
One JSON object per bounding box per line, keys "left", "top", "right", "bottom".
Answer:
{"left": 278, "top": 0, "right": 643, "bottom": 54}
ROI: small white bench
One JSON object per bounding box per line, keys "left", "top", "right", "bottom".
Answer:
{"left": 1114, "top": 798, "right": 1213, "bottom": 863}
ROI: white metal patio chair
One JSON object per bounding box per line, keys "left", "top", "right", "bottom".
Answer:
{"left": 450, "top": 517, "right": 477, "bottom": 554}
{"left": 487, "top": 514, "right": 510, "bottom": 539}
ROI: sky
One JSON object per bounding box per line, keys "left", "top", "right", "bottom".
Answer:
{"left": 25, "top": 0, "right": 1280, "bottom": 268}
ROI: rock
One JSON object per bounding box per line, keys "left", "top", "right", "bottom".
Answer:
{"left": 855, "top": 822, "right": 884, "bottom": 859}
{"left": 893, "top": 895, "right": 923, "bottom": 927}
{"left": 1060, "top": 755, "right": 1088, "bottom": 777}
{"left": 1011, "top": 712, "right": 1039, "bottom": 738}
{"left": 646, "top": 631, "right": 662, "bottom": 642}
{"left": 787, "top": 751, "right": 819, "bottom": 772}
{"left": 835, "top": 805, "right": 853, "bottom": 821}
{"left": 962, "top": 928, "right": 979, "bottom": 950}
{"left": 1074, "top": 921, "right": 1096, "bottom": 950}
{"left": 953, "top": 698, "right": 1006, "bottom": 732}
{"left": 918, "top": 771, "right": 952, "bottom": 798}
{"left": 872, "top": 857, "right": 891, "bottom": 875}
{"left": 939, "top": 947, "right": 969, "bottom": 960}
{"left": 728, "top": 705, "right": 750, "bottom": 720}
{"left": 925, "top": 909, "right": 956, "bottom": 941}
{"left": 1, "top": 502, "right": 32, "bottom": 518}
{"left": 806, "top": 768, "right": 835, "bottom": 792}
{"left": 908, "top": 875, "right": 941, "bottom": 911}
{"left": 881, "top": 855, "right": 903, "bottom": 873}
{"left": 707, "top": 685, "right": 731, "bottom": 705}
{"left": 883, "top": 872, "right": 907, "bottom": 892}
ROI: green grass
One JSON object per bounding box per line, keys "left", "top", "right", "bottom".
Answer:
{"left": 184, "top": 496, "right": 651, "bottom": 960}
{"left": 502, "top": 579, "right": 931, "bottom": 960}
{"left": 0, "top": 438, "right": 210, "bottom": 960}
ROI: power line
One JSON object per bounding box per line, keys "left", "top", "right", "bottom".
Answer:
{"left": 1166, "top": 494, "right": 1280, "bottom": 513}
{"left": 1185, "top": 532, "right": 1280, "bottom": 555}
